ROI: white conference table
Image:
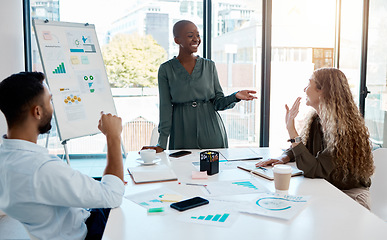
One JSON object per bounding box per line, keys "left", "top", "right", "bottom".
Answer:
{"left": 103, "top": 148, "right": 387, "bottom": 240}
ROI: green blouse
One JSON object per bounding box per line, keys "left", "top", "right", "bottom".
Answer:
{"left": 157, "top": 56, "right": 240, "bottom": 150}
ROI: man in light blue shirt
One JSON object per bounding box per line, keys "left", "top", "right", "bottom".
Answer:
{"left": 0, "top": 72, "right": 125, "bottom": 240}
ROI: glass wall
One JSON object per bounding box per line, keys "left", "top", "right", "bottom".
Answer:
{"left": 364, "top": 0, "right": 387, "bottom": 147}
{"left": 211, "top": 0, "right": 262, "bottom": 147}
{"left": 270, "top": 0, "right": 336, "bottom": 149}
{"left": 31, "top": 0, "right": 205, "bottom": 154}
{"left": 338, "top": 0, "right": 363, "bottom": 107}
{"left": 28, "top": 0, "right": 387, "bottom": 155}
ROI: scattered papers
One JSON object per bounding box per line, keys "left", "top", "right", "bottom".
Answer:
{"left": 239, "top": 192, "right": 310, "bottom": 220}
{"left": 204, "top": 179, "right": 269, "bottom": 196}
{"left": 125, "top": 188, "right": 183, "bottom": 210}
{"left": 176, "top": 200, "right": 238, "bottom": 228}
{"left": 219, "top": 148, "right": 262, "bottom": 161}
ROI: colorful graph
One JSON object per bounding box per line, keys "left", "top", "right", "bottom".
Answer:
{"left": 191, "top": 213, "right": 230, "bottom": 222}
{"left": 139, "top": 198, "right": 162, "bottom": 206}
{"left": 53, "top": 62, "right": 66, "bottom": 74}
{"left": 63, "top": 94, "right": 81, "bottom": 104}
{"left": 83, "top": 75, "right": 95, "bottom": 93}
{"left": 70, "top": 48, "right": 84, "bottom": 53}
{"left": 256, "top": 196, "right": 307, "bottom": 211}
{"left": 231, "top": 181, "right": 259, "bottom": 190}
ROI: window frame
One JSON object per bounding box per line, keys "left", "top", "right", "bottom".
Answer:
{"left": 22, "top": 0, "right": 372, "bottom": 147}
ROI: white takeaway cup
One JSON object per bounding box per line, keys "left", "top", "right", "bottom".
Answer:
{"left": 273, "top": 164, "right": 292, "bottom": 193}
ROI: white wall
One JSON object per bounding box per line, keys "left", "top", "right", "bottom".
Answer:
{"left": 0, "top": 0, "right": 24, "bottom": 142}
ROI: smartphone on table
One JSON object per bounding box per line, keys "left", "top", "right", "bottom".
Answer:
{"left": 169, "top": 150, "right": 192, "bottom": 158}
{"left": 170, "top": 197, "right": 209, "bottom": 211}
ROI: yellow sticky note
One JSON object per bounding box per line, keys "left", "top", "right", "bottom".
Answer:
{"left": 160, "top": 194, "right": 183, "bottom": 202}
{"left": 70, "top": 55, "right": 80, "bottom": 65}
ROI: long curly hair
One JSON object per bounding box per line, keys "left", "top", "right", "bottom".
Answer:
{"left": 300, "top": 68, "right": 374, "bottom": 187}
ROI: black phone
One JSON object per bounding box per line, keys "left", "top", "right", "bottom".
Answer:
{"left": 170, "top": 197, "right": 209, "bottom": 211}
{"left": 169, "top": 150, "right": 192, "bottom": 158}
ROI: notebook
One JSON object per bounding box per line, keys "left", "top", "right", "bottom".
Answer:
{"left": 237, "top": 164, "right": 303, "bottom": 181}
{"left": 127, "top": 165, "right": 178, "bottom": 184}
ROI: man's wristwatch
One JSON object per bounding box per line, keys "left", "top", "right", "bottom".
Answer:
{"left": 287, "top": 136, "right": 301, "bottom": 143}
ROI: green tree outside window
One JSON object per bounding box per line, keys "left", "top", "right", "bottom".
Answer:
{"left": 102, "top": 34, "right": 167, "bottom": 88}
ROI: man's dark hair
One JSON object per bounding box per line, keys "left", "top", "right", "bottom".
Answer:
{"left": 0, "top": 72, "right": 46, "bottom": 128}
{"left": 173, "top": 20, "right": 194, "bottom": 38}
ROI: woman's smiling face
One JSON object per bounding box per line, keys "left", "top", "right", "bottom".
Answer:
{"left": 175, "top": 22, "right": 201, "bottom": 53}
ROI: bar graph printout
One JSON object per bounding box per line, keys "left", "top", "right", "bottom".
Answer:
{"left": 125, "top": 187, "right": 182, "bottom": 210}
{"left": 177, "top": 201, "right": 238, "bottom": 227}
{"left": 204, "top": 179, "right": 269, "bottom": 196}
{"left": 239, "top": 192, "right": 310, "bottom": 220}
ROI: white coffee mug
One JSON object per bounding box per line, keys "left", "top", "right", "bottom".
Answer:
{"left": 140, "top": 149, "right": 156, "bottom": 163}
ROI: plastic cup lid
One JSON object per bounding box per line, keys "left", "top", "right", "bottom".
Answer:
{"left": 273, "top": 164, "right": 292, "bottom": 174}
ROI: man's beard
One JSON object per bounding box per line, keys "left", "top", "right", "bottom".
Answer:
{"left": 38, "top": 113, "right": 52, "bottom": 134}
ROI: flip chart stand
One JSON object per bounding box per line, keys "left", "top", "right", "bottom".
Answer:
{"left": 62, "top": 140, "right": 71, "bottom": 166}
{"left": 61, "top": 138, "right": 127, "bottom": 166}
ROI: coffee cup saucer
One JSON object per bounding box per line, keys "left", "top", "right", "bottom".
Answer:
{"left": 136, "top": 157, "right": 161, "bottom": 165}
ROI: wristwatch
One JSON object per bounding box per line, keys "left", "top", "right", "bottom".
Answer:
{"left": 287, "top": 136, "right": 301, "bottom": 143}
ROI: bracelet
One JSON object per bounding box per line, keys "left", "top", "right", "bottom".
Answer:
{"left": 287, "top": 136, "right": 301, "bottom": 143}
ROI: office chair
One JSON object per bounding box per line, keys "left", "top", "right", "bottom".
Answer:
{"left": 370, "top": 148, "right": 387, "bottom": 221}
{"left": 149, "top": 127, "right": 169, "bottom": 149}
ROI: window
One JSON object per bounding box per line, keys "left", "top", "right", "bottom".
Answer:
{"left": 338, "top": 0, "right": 363, "bottom": 107}
{"left": 364, "top": 0, "right": 387, "bottom": 147}
{"left": 26, "top": 0, "right": 387, "bottom": 158}
{"left": 270, "top": 0, "right": 336, "bottom": 149}
{"left": 30, "top": 0, "right": 206, "bottom": 160}
{"left": 211, "top": 0, "right": 262, "bottom": 147}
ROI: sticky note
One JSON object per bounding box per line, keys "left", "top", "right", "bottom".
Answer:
{"left": 148, "top": 207, "right": 164, "bottom": 213}
{"left": 42, "top": 31, "right": 52, "bottom": 40}
{"left": 70, "top": 56, "right": 80, "bottom": 65}
{"left": 159, "top": 194, "right": 183, "bottom": 202}
{"left": 81, "top": 56, "right": 89, "bottom": 64}
{"left": 192, "top": 171, "right": 208, "bottom": 179}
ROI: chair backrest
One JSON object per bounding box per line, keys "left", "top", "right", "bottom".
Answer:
{"left": 149, "top": 126, "right": 169, "bottom": 149}
{"left": 149, "top": 126, "right": 159, "bottom": 146}
{"left": 122, "top": 117, "right": 157, "bottom": 151}
{"left": 370, "top": 148, "right": 387, "bottom": 221}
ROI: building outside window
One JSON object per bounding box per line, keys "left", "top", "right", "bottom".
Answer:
{"left": 29, "top": 0, "right": 387, "bottom": 166}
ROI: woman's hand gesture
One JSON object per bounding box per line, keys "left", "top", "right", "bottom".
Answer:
{"left": 285, "top": 97, "right": 301, "bottom": 133}
{"left": 236, "top": 90, "right": 258, "bottom": 101}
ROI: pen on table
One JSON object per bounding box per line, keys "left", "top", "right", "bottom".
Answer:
{"left": 230, "top": 157, "right": 263, "bottom": 161}
{"left": 256, "top": 166, "right": 268, "bottom": 171}
{"left": 204, "top": 185, "right": 211, "bottom": 194}
{"left": 184, "top": 183, "right": 207, "bottom": 187}
{"left": 179, "top": 182, "right": 211, "bottom": 194}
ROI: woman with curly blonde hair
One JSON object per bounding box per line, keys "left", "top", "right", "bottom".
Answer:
{"left": 257, "top": 67, "right": 374, "bottom": 209}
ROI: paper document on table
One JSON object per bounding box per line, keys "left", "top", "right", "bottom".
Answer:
{"left": 127, "top": 164, "right": 178, "bottom": 184}
{"left": 125, "top": 187, "right": 183, "bottom": 210}
{"left": 237, "top": 163, "right": 303, "bottom": 181}
{"left": 219, "top": 148, "right": 263, "bottom": 161}
{"left": 204, "top": 179, "right": 269, "bottom": 196}
{"left": 239, "top": 192, "right": 310, "bottom": 220}
{"left": 176, "top": 200, "right": 239, "bottom": 228}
